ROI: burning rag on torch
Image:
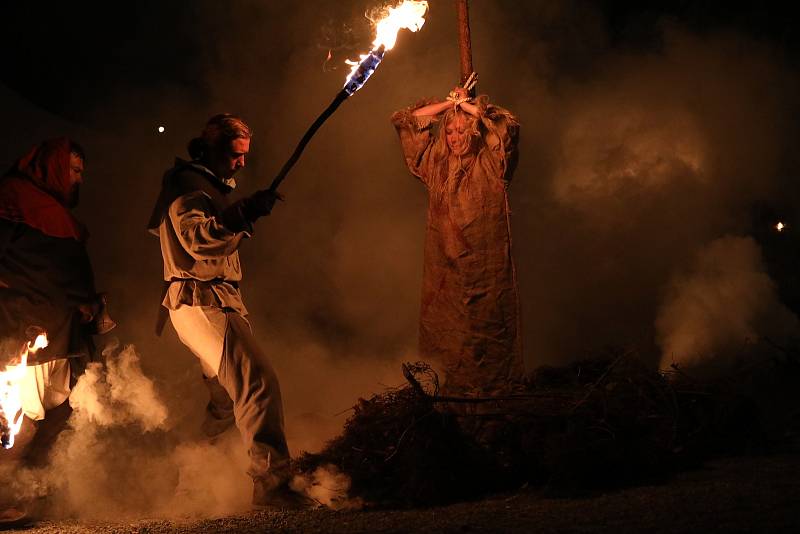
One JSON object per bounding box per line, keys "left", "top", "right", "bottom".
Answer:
{"left": 266, "top": 0, "right": 428, "bottom": 193}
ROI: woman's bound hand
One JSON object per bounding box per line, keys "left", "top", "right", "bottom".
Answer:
{"left": 452, "top": 86, "right": 469, "bottom": 100}
{"left": 447, "top": 86, "right": 469, "bottom": 104}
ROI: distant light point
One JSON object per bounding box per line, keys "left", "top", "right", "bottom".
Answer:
{"left": 157, "top": 126, "right": 165, "bottom": 133}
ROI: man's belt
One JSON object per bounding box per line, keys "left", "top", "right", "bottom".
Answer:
{"left": 154, "top": 278, "right": 239, "bottom": 336}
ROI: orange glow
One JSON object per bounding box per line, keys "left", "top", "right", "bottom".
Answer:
{"left": 1, "top": 333, "right": 48, "bottom": 449}
{"left": 344, "top": 0, "right": 428, "bottom": 84}
{"left": 371, "top": 0, "right": 428, "bottom": 51}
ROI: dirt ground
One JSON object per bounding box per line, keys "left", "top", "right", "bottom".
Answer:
{"left": 6, "top": 451, "right": 800, "bottom": 533}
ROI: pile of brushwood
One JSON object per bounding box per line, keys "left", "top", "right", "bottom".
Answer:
{"left": 297, "top": 344, "right": 800, "bottom": 506}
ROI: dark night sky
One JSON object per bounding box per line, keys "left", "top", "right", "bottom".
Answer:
{"left": 2, "top": 2, "right": 799, "bottom": 119}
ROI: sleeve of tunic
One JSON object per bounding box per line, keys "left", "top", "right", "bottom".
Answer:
{"left": 168, "top": 191, "right": 249, "bottom": 261}
{"left": 391, "top": 100, "right": 444, "bottom": 188}
{"left": 475, "top": 96, "right": 520, "bottom": 184}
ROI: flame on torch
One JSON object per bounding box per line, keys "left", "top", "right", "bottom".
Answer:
{"left": 0, "top": 333, "right": 48, "bottom": 449}
{"left": 343, "top": 0, "right": 429, "bottom": 95}
{"left": 267, "top": 0, "right": 429, "bottom": 193}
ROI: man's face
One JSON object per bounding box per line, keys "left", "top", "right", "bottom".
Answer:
{"left": 445, "top": 114, "right": 472, "bottom": 156}
{"left": 67, "top": 152, "right": 84, "bottom": 207}
{"left": 209, "top": 137, "right": 250, "bottom": 181}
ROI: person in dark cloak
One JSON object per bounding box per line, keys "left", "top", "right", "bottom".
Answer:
{"left": 148, "top": 114, "right": 309, "bottom": 510}
{"left": 0, "top": 137, "right": 113, "bottom": 524}
{"left": 392, "top": 86, "right": 525, "bottom": 395}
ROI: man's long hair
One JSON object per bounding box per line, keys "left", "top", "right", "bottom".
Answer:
{"left": 187, "top": 114, "right": 252, "bottom": 160}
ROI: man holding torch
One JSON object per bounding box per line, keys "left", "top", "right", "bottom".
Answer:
{"left": 147, "top": 114, "right": 307, "bottom": 509}
{"left": 391, "top": 85, "right": 525, "bottom": 395}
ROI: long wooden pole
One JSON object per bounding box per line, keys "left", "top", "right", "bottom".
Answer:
{"left": 267, "top": 90, "right": 349, "bottom": 193}
{"left": 455, "top": 0, "right": 475, "bottom": 96}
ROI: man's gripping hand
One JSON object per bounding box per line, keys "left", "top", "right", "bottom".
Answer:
{"left": 222, "top": 189, "right": 284, "bottom": 232}
{"left": 244, "top": 189, "right": 283, "bottom": 219}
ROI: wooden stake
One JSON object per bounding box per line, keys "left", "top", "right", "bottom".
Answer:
{"left": 455, "top": 0, "right": 475, "bottom": 96}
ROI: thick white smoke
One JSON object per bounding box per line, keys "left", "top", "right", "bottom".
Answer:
{"left": 290, "top": 464, "right": 362, "bottom": 510}
{"left": 656, "top": 236, "right": 799, "bottom": 369}
{"left": 5, "top": 343, "right": 260, "bottom": 520}
{"left": 44, "top": 343, "right": 174, "bottom": 519}
{"left": 69, "top": 341, "right": 168, "bottom": 430}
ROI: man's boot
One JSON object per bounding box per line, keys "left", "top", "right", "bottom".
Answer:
{"left": 252, "top": 475, "right": 317, "bottom": 511}
{"left": 249, "top": 444, "right": 315, "bottom": 511}
{"left": 201, "top": 375, "right": 234, "bottom": 439}
{"left": 0, "top": 507, "right": 30, "bottom": 528}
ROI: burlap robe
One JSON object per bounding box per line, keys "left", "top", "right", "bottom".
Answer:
{"left": 392, "top": 96, "right": 524, "bottom": 394}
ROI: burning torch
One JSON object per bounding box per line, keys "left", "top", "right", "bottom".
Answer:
{"left": 0, "top": 331, "right": 48, "bottom": 449}
{"left": 267, "top": 0, "right": 429, "bottom": 193}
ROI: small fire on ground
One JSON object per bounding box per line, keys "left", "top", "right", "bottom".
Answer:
{"left": 0, "top": 333, "right": 48, "bottom": 449}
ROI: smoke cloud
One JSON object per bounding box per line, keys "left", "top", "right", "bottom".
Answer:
{"left": 38, "top": 344, "right": 174, "bottom": 519}
{"left": 497, "top": 19, "right": 800, "bottom": 367}
{"left": 9, "top": 337, "right": 396, "bottom": 520}
{"left": 69, "top": 341, "right": 168, "bottom": 430}
{"left": 5, "top": 343, "right": 255, "bottom": 520}
{"left": 291, "top": 464, "right": 362, "bottom": 510}
{"left": 656, "top": 236, "right": 798, "bottom": 369}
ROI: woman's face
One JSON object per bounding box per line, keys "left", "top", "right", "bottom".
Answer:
{"left": 445, "top": 114, "right": 472, "bottom": 156}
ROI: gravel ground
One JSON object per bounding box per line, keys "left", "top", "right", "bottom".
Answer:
{"left": 7, "top": 452, "right": 800, "bottom": 533}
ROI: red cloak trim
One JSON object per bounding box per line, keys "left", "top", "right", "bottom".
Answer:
{"left": 0, "top": 138, "right": 86, "bottom": 240}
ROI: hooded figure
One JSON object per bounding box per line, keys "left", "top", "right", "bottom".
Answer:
{"left": 392, "top": 89, "right": 524, "bottom": 394}
{"left": 0, "top": 138, "right": 111, "bottom": 523}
